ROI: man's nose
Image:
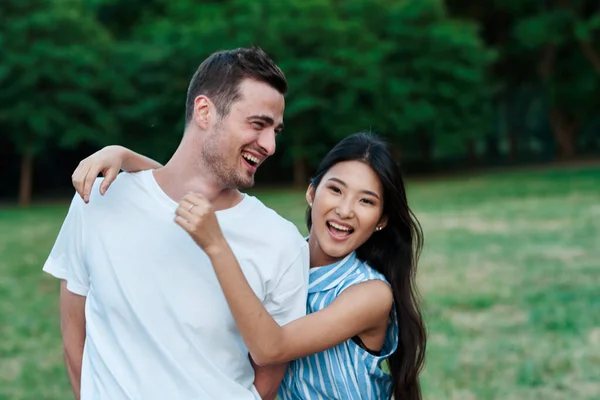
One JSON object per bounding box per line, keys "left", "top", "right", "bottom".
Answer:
{"left": 257, "top": 130, "right": 276, "bottom": 156}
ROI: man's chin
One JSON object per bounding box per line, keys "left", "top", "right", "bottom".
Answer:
{"left": 231, "top": 174, "right": 255, "bottom": 190}
{"left": 238, "top": 179, "right": 255, "bottom": 190}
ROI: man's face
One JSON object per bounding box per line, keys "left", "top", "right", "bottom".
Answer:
{"left": 201, "top": 79, "right": 285, "bottom": 189}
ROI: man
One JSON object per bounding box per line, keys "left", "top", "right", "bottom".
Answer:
{"left": 43, "top": 47, "right": 310, "bottom": 399}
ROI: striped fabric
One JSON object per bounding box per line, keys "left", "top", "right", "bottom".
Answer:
{"left": 278, "top": 251, "right": 399, "bottom": 400}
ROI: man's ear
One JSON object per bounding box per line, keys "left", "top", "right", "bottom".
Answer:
{"left": 193, "top": 95, "right": 212, "bottom": 130}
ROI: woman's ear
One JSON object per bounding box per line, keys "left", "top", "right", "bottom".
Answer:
{"left": 306, "top": 183, "right": 315, "bottom": 208}
{"left": 376, "top": 215, "right": 388, "bottom": 231}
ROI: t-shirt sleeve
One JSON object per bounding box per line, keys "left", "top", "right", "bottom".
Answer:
{"left": 263, "top": 242, "right": 310, "bottom": 326}
{"left": 42, "top": 193, "right": 90, "bottom": 296}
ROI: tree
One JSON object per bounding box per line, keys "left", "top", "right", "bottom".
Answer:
{"left": 97, "top": 1, "right": 237, "bottom": 163}
{"left": 448, "top": 0, "right": 600, "bottom": 159}
{"left": 354, "top": 0, "right": 494, "bottom": 163}
{"left": 0, "top": 0, "right": 118, "bottom": 206}
{"left": 512, "top": 0, "right": 600, "bottom": 158}
{"left": 226, "top": 0, "right": 493, "bottom": 184}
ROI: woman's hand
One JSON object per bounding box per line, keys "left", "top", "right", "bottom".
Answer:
{"left": 175, "top": 193, "right": 227, "bottom": 255}
{"left": 71, "top": 145, "right": 128, "bottom": 203}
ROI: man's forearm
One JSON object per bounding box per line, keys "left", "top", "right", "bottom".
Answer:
{"left": 60, "top": 281, "right": 86, "bottom": 400}
{"left": 63, "top": 347, "right": 83, "bottom": 400}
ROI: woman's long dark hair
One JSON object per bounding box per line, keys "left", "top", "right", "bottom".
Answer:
{"left": 306, "top": 132, "right": 426, "bottom": 400}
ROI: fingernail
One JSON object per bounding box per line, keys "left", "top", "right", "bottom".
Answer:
{"left": 84, "top": 194, "right": 89, "bottom": 203}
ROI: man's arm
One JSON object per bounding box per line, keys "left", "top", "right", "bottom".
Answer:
{"left": 251, "top": 356, "right": 288, "bottom": 400}
{"left": 60, "top": 280, "right": 86, "bottom": 400}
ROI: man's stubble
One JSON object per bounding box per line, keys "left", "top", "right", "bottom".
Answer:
{"left": 200, "top": 121, "right": 255, "bottom": 190}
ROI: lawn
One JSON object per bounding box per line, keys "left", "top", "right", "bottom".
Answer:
{"left": 1, "top": 166, "right": 599, "bottom": 400}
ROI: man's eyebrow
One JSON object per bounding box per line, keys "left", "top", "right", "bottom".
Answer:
{"left": 248, "top": 115, "right": 274, "bottom": 125}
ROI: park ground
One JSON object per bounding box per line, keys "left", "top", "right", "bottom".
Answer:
{"left": 1, "top": 166, "right": 599, "bottom": 400}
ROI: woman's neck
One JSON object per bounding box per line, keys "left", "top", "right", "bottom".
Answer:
{"left": 308, "top": 233, "right": 346, "bottom": 268}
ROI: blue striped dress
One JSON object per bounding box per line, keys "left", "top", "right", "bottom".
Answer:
{"left": 278, "top": 251, "right": 399, "bottom": 400}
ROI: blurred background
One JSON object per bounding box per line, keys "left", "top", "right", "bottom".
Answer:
{"left": 0, "top": 0, "right": 599, "bottom": 399}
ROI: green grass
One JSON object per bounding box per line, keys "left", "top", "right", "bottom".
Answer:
{"left": 1, "top": 167, "right": 599, "bottom": 400}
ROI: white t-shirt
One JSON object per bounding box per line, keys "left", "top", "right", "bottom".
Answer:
{"left": 43, "top": 170, "right": 309, "bottom": 400}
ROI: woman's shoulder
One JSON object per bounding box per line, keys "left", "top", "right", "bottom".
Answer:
{"left": 335, "top": 259, "right": 390, "bottom": 294}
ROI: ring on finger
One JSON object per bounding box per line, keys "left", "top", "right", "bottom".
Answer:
{"left": 187, "top": 204, "right": 195, "bottom": 212}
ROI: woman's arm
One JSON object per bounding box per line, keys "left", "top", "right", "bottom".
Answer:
{"left": 206, "top": 244, "right": 392, "bottom": 365}
{"left": 72, "top": 145, "right": 162, "bottom": 203}
{"left": 175, "top": 193, "right": 394, "bottom": 366}
{"left": 251, "top": 360, "right": 288, "bottom": 400}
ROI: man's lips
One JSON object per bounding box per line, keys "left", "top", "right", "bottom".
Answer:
{"left": 241, "top": 150, "right": 266, "bottom": 168}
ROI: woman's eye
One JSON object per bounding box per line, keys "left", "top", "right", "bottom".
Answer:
{"left": 361, "top": 199, "right": 375, "bottom": 205}
{"left": 329, "top": 186, "right": 341, "bottom": 194}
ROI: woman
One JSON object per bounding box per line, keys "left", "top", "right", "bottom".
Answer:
{"left": 72, "top": 132, "right": 426, "bottom": 399}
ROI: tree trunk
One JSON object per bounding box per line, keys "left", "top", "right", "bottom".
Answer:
{"left": 485, "top": 135, "right": 500, "bottom": 160}
{"left": 466, "top": 139, "right": 478, "bottom": 165}
{"left": 537, "top": 43, "right": 579, "bottom": 159}
{"left": 507, "top": 130, "right": 518, "bottom": 161}
{"left": 292, "top": 155, "right": 308, "bottom": 189}
{"left": 538, "top": 43, "right": 556, "bottom": 81}
{"left": 579, "top": 40, "right": 600, "bottom": 75}
{"left": 419, "top": 131, "right": 433, "bottom": 163}
{"left": 549, "top": 108, "right": 578, "bottom": 159}
{"left": 18, "top": 138, "right": 34, "bottom": 207}
{"left": 390, "top": 143, "right": 402, "bottom": 162}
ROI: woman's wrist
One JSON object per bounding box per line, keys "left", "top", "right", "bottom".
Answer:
{"left": 112, "top": 146, "right": 133, "bottom": 170}
{"left": 204, "top": 237, "right": 231, "bottom": 260}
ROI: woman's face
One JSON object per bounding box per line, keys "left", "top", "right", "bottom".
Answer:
{"left": 307, "top": 160, "right": 387, "bottom": 267}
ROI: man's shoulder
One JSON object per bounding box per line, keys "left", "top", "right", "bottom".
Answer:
{"left": 87, "top": 171, "right": 148, "bottom": 203}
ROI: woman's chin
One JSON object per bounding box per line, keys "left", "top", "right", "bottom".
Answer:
{"left": 321, "top": 242, "right": 355, "bottom": 261}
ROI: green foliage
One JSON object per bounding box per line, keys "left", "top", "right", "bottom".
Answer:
{"left": 369, "top": 0, "right": 494, "bottom": 156}
{"left": 2, "top": 0, "right": 598, "bottom": 200}
{"left": 0, "top": 0, "right": 119, "bottom": 155}
{"left": 449, "top": 0, "right": 600, "bottom": 158}
{"left": 1, "top": 0, "right": 492, "bottom": 168}
{"left": 220, "top": 0, "right": 494, "bottom": 165}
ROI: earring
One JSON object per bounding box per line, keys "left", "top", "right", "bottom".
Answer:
{"left": 376, "top": 226, "right": 382, "bottom": 231}
{"left": 309, "top": 202, "right": 313, "bottom": 207}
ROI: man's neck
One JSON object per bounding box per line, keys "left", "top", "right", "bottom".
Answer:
{"left": 153, "top": 138, "right": 244, "bottom": 211}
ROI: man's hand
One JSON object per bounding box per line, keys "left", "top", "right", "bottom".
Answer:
{"left": 250, "top": 355, "right": 288, "bottom": 400}
{"left": 60, "top": 280, "right": 86, "bottom": 400}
